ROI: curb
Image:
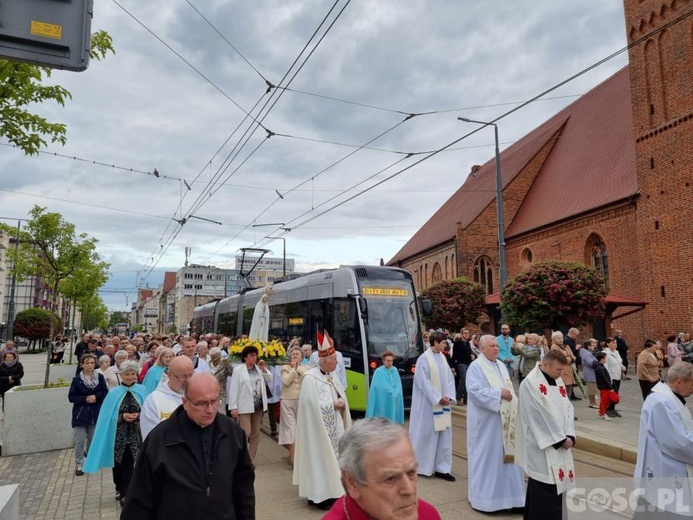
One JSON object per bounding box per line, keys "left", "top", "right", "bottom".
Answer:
{"left": 451, "top": 407, "right": 638, "bottom": 464}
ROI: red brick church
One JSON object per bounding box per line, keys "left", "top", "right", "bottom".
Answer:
{"left": 388, "top": 0, "right": 692, "bottom": 344}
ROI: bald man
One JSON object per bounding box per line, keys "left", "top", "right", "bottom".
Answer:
{"left": 123, "top": 374, "right": 255, "bottom": 519}
{"left": 140, "top": 356, "right": 193, "bottom": 440}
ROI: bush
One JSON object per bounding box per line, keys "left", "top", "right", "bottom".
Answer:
{"left": 13, "top": 308, "right": 62, "bottom": 342}
{"left": 500, "top": 261, "right": 607, "bottom": 330}
{"left": 421, "top": 277, "right": 487, "bottom": 331}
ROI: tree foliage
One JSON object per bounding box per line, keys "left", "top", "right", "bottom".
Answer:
{"left": 13, "top": 307, "right": 62, "bottom": 343}
{"left": 109, "top": 311, "right": 129, "bottom": 328}
{"left": 0, "top": 30, "right": 114, "bottom": 155}
{"left": 80, "top": 294, "right": 108, "bottom": 331}
{"left": 500, "top": 261, "right": 607, "bottom": 331}
{"left": 0, "top": 206, "right": 110, "bottom": 386}
{"left": 421, "top": 277, "right": 487, "bottom": 331}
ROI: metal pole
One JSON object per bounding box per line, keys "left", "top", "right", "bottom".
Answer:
{"left": 6, "top": 220, "right": 20, "bottom": 342}
{"left": 494, "top": 124, "right": 507, "bottom": 289}
{"left": 282, "top": 238, "right": 286, "bottom": 278}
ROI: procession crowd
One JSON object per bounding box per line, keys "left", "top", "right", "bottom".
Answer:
{"left": 2, "top": 322, "right": 692, "bottom": 519}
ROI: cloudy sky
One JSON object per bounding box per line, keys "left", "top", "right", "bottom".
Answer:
{"left": 0, "top": 0, "right": 631, "bottom": 311}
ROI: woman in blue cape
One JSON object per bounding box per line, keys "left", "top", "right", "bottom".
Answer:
{"left": 365, "top": 350, "right": 404, "bottom": 424}
{"left": 84, "top": 360, "right": 148, "bottom": 502}
{"left": 141, "top": 347, "right": 174, "bottom": 394}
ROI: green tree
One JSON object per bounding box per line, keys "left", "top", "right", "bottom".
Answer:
{"left": 500, "top": 261, "right": 607, "bottom": 330}
{"left": 0, "top": 30, "right": 114, "bottom": 155}
{"left": 1, "top": 206, "right": 108, "bottom": 386}
{"left": 13, "top": 307, "right": 62, "bottom": 350}
{"left": 108, "top": 311, "right": 130, "bottom": 328}
{"left": 80, "top": 294, "right": 108, "bottom": 332}
{"left": 421, "top": 277, "right": 487, "bottom": 331}
{"left": 62, "top": 256, "right": 109, "bottom": 361}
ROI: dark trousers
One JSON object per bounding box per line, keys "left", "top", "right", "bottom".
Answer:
{"left": 639, "top": 379, "right": 658, "bottom": 400}
{"left": 525, "top": 478, "right": 563, "bottom": 520}
{"left": 456, "top": 364, "right": 469, "bottom": 403}
{"left": 112, "top": 446, "right": 135, "bottom": 497}
{"left": 267, "top": 402, "right": 279, "bottom": 434}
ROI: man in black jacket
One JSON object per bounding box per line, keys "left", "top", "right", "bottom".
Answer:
{"left": 450, "top": 329, "right": 474, "bottom": 405}
{"left": 122, "top": 373, "right": 255, "bottom": 519}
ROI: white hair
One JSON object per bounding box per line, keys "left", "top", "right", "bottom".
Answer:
{"left": 551, "top": 331, "right": 564, "bottom": 341}
{"left": 479, "top": 334, "right": 495, "bottom": 348}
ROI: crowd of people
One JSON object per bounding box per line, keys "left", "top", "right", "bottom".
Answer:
{"left": 22, "top": 321, "right": 686, "bottom": 519}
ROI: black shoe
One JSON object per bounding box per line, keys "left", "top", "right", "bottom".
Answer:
{"left": 611, "top": 411, "right": 622, "bottom": 418}
{"left": 574, "top": 416, "right": 578, "bottom": 420}
{"left": 570, "top": 395, "right": 582, "bottom": 401}
{"left": 434, "top": 472, "right": 456, "bottom": 482}
{"left": 75, "top": 469, "right": 84, "bottom": 476}
{"left": 314, "top": 499, "right": 336, "bottom": 511}
{"left": 115, "top": 491, "right": 122, "bottom": 501}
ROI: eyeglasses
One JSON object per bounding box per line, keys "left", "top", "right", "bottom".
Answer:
{"left": 170, "top": 372, "right": 194, "bottom": 380}
{"left": 188, "top": 397, "right": 221, "bottom": 409}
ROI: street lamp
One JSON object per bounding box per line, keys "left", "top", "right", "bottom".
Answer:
{"left": 457, "top": 117, "right": 507, "bottom": 290}
{"left": 252, "top": 223, "right": 290, "bottom": 279}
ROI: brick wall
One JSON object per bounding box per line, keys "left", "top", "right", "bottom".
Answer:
{"left": 625, "top": 0, "right": 693, "bottom": 339}
{"left": 399, "top": 241, "right": 457, "bottom": 293}
{"left": 505, "top": 202, "right": 647, "bottom": 345}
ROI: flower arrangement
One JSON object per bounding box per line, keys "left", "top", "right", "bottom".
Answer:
{"left": 229, "top": 337, "right": 287, "bottom": 365}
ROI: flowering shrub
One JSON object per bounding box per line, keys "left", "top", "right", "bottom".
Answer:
{"left": 229, "top": 337, "right": 287, "bottom": 365}
{"left": 500, "top": 261, "right": 607, "bottom": 330}
{"left": 421, "top": 277, "right": 487, "bottom": 331}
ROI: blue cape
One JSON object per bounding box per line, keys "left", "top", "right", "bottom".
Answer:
{"left": 365, "top": 365, "right": 404, "bottom": 424}
{"left": 83, "top": 384, "right": 148, "bottom": 473}
{"left": 142, "top": 365, "right": 165, "bottom": 394}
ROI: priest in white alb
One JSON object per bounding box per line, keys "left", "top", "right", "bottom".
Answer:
{"left": 633, "top": 361, "right": 693, "bottom": 518}
{"left": 409, "top": 330, "right": 457, "bottom": 482}
{"left": 293, "top": 330, "right": 352, "bottom": 511}
{"left": 516, "top": 348, "right": 576, "bottom": 520}
{"left": 466, "top": 334, "right": 525, "bottom": 512}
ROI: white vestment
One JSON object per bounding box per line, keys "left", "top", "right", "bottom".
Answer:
{"left": 635, "top": 382, "right": 693, "bottom": 515}
{"left": 409, "top": 350, "right": 456, "bottom": 476}
{"left": 309, "top": 350, "right": 347, "bottom": 389}
{"left": 466, "top": 355, "right": 525, "bottom": 511}
{"left": 293, "top": 367, "right": 351, "bottom": 503}
{"left": 516, "top": 365, "right": 575, "bottom": 493}
{"left": 140, "top": 381, "right": 183, "bottom": 440}
{"left": 248, "top": 297, "right": 269, "bottom": 341}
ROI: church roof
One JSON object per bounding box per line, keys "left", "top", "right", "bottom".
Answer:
{"left": 388, "top": 66, "right": 637, "bottom": 265}
{"left": 506, "top": 67, "right": 637, "bottom": 237}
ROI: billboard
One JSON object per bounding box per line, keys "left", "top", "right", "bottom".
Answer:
{"left": 235, "top": 256, "right": 295, "bottom": 272}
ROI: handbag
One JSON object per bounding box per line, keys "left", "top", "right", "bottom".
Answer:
{"left": 609, "top": 390, "right": 620, "bottom": 404}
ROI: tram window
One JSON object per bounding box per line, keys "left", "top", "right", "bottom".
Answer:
{"left": 332, "top": 299, "right": 360, "bottom": 355}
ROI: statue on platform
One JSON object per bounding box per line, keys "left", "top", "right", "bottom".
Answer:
{"left": 248, "top": 285, "right": 273, "bottom": 341}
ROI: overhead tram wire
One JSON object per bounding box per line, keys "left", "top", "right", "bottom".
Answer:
{"left": 238, "top": 8, "right": 693, "bottom": 248}
{"left": 184, "top": 0, "right": 353, "bottom": 220}
{"left": 132, "top": 1, "right": 353, "bottom": 286}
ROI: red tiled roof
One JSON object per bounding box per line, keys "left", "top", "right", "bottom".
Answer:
{"left": 388, "top": 66, "right": 638, "bottom": 264}
{"left": 506, "top": 68, "right": 637, "bottom": 237}
{"left": 485, "top": 292, "right": 646, "bottom": 307}
{"left": 138, "top": 289, "right": 153, "bottom": 300}
{"left": 163, "top": 271, "right": 176, "bottom": 292}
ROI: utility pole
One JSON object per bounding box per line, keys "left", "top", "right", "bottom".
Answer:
{"left": 6, "top": 220, "right": 21, "bottom": 342}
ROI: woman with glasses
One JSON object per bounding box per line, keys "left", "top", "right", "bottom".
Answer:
{"left": 227, "top": 345, "right": 273, "bottom": 464}
{"left": 84, "top": 360, "right": 148, "bottom": 502}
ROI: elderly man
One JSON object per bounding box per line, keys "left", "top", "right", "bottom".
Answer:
{"left": 196, "top": 341, "right": 211, "bottom": 363}
{"left": 177, "top": 336, "right": 210, "bottom": 373}
{"left": 140, "top": 357, "right": 193, "bottom": 439}
{"left": 409, "top": 330, "right": 456, "bottom": 482}
{"left": 309, "top": 343, "right": 347, "bottom": 389}
{"left": 633, "top": 362, "right": 693, "bottom": 517}
{"left": 294, "top": 331, "right": 351, "bottom": 511}
{"left": 517, "top": 349, "right": 575, "bottom": 520}
{"left": 323, "top": 418, "right": 441, "bottom": 520}
{"left": 466, "top": 335, "right": 525, "bottom": 512}
{"left": 121, "top": 373, "right": 255, "bottom": 519}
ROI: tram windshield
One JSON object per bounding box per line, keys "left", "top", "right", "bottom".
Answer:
{"left": 360, "top": 282, "right": 420, "bottom": 359}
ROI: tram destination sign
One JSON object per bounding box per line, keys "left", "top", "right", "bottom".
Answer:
{"left": 362, "top": 287, "right": 409, "bottom": 297}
